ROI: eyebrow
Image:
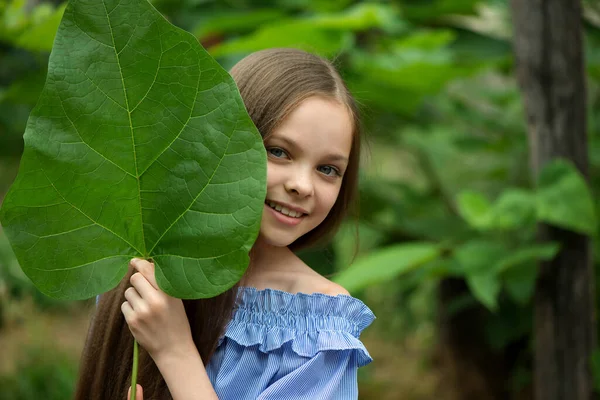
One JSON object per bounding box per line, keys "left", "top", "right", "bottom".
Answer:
{"left": 268, "top": 135, "right": 349, "bottom": 163}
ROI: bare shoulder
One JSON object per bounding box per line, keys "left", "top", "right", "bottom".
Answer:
{"left": 320, "top": 280, "right": 351, "bottom": 296}
{"left": 290, "top": 259, "right": 351, "bottom": 297}
{"left": 250, "top": 253, "right": 352, "bottom": 296}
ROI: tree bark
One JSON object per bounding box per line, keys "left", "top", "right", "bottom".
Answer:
{"left": 437, "top": 278, "right": 509, "bottom": 400}
{"left": 509, "top": 1, "right": 595, "bottom": 399}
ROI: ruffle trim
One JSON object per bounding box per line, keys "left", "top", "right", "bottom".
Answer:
{"left": 217, "top": 287, "right": 376, "bottom": 367}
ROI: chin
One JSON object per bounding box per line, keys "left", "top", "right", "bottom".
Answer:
{"left": 257, "top": 231, "right": 298, "bottom": 248}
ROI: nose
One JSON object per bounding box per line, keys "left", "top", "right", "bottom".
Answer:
{"left": 284, "top": 166, "right": 314, "bottom": 198}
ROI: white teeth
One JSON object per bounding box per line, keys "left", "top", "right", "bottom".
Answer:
{"left": 266, "top": 201, "right": 304, "bottom": 218}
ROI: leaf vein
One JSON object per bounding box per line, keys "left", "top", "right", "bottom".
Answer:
{"left": 130, "top": 52, "right": 163, "bottom": 112}
{"left": 58, "top": 100, "right": 135, "bottom": 178}
{"left": 83, "top": 70, "right": 127, "bottom": 111}
{"left": 187, "top": 209, "right": 234, "bottom": 216}
{"left": 22, "top": 201, "right": 68, "bottom": 208}
{"left": 40, "top": 168, "right": 143, "bottom": 254}
{"left": 30, "top": 254, "right": 131, "bottom": 272}
{"left": 137, "top": 46, "right": 203, "bottom": 177}
{"left": 116, "top": 24, "right": 138, "bottom": 56}
{"left": 102, "top": 0, "right": 147, "bottom": 256}
{"left": 33, "top": 223, "right": 97, "bottom": 239}
{"left": 155, "top": 248, "right": 239, "bottom": 260}
{"left": 147, "top": 123, "right": 235, "bottom": 255}
{"left": 73, "top": 17, "right": 114, "bottom": 49}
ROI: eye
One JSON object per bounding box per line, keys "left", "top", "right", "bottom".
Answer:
{"left": 267, "top": 147, "right": 288, "bottom": 159}
{"left": 318, "top": 165, "right": 341, "bottom": 177}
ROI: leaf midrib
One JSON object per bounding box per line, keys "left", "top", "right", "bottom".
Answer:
{"left": 103, "top": 1, "right": 147, "bottom": 257}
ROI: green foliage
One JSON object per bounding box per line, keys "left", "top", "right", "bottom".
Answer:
{"left": 332, "top": 220, "right": 386, "bottom": 271}
{"left": 207, "top": 3, "right": 404, "bottom": 58}
{"left": 210, "top": 21, "right": 353, "bottom": 58}
{"left": 457, "top": 159, "right": 598, "bottom": 236}
{"left": 192, "top": 9, "right": 286, "bottom": 40}
{"left": 458, "top": 189, "right": 537, "bottom": 231}
{"left": 0, "top": 0, "right": 267, "bottom": 300}
{"left": 0, "top": 346, "right": 77, "bottom": 400}
{"left": 536, "top": 160, "right": 598, "bottom": 235}
{"left": 334, "top": 242, "right": 441, "bottom": 292}
{"left": 592, "top": 349, "right": 600, "bottom": 392}
{"left": 0, "top": 0, "right": 65, "bottom": 52}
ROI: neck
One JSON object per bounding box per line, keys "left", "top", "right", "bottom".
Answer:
{"left": 241, "top": 236, "right": 296, "bottom": 285}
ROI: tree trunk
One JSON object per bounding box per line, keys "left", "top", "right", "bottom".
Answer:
{"left": 509, "top": 1, "right": 595, "bottom": 399}
{"left": 437, "top": 278, "right": 509, "bottom": 400}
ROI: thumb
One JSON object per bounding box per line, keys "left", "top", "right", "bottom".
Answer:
{"left": 127, "top": 384, "right": 143, "bottom": 400}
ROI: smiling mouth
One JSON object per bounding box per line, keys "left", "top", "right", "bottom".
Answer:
{"left": 264, "top": 201, "right": 307, "bottom": 219}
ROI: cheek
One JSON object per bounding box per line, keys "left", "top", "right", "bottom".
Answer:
{"left": 316, "top": 185, "right": 342, "bottom": 215}
{"left": 265, "top": 162, "right": 282, "bottom": 188}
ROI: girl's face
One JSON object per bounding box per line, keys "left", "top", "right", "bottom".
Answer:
{"left": 258, "top": 96, "right": 353, "bottom": 247}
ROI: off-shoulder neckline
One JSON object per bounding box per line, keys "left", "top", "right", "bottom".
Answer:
{"left": 219, "top": 286, "right": 375, "bottom": 365}
{"left": 237, "top": 285, "right": 355, "bottom": 300}
{"left": 228, "top": 285, "right": 375, "bottom": 338}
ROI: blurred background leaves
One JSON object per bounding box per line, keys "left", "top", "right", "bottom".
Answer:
{"left": 1, "top": 0, "right": 599, "bottom": 398}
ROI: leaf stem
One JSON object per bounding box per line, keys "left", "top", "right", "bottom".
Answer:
{"left": 131, "top": 339, "right": 139, "bottom": 400}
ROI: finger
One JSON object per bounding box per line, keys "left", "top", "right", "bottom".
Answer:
{"left": 130, "top": 258, "right": 159, "bottom": 290}
{"left": 129, "top": 272, "right": 156, "bottom": 300}
{"left": 127, "top": 385, "right": 143, "bottom": 400}
{"left": 124, "top": 286, "right": 145, "bottom": 311}
{"left": 121, "top": 300, "right": 134, "bottom": 321}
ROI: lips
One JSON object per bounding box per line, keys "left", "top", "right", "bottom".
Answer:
{"left": 264, "top": 200, "right": 308, "bottom": 218}
{"left": 264, "top": 202, "right": 305, "bottom": 226}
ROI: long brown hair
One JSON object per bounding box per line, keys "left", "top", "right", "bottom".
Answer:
{"left": 73, "top": 48, "right": 363, "bottom": 400}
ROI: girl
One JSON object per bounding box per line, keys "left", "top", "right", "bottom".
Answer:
{"left": 75, "top": 48, "right": 375, "bottom": 400}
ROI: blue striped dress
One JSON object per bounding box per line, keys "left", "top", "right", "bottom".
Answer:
{"left": 206, "top": 286, "right": 375, "bottom": 399}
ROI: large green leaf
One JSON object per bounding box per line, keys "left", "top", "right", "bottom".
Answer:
{"left": 0, "top": 0, "right": 267, "bottom": 300}
{"left": 332, "top": 242, "right": 441, "bottom": 293}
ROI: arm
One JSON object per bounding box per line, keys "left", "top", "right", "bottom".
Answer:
{"left": 153, "top": 342, "right": 218, "bottom": 400}
{"left": 122, "top": 258, "right": 219, "bottom": 400}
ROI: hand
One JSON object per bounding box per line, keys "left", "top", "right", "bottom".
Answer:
{"left": 121, "top": 258, "right": 194, "bottom": 360}
{"left": 127, "top": 384, "right": 143, "bottom": 400}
